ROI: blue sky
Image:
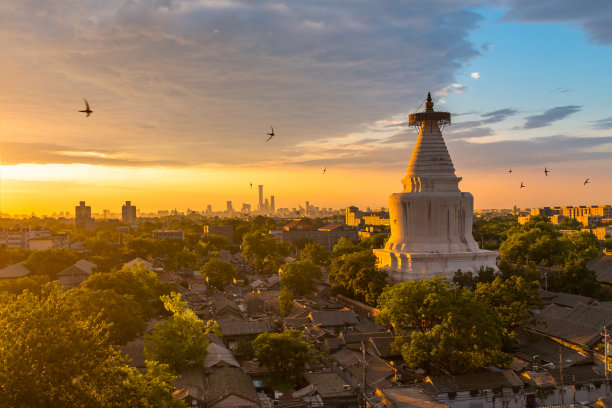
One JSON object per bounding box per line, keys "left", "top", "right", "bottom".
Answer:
{"left": 1, "top": 1, "right": 611, "bottom": 213}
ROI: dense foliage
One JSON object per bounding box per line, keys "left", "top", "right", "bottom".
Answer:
{"left": 377, "top": 278, "right": 510, "bottom": 374}
{"left": 0, "top": 283, "right": 185, "bottom": 407}
{"left": 200, "top": 258, "right": 237, "bottom": 290}
{"left": 144, "top": 292, "right": 214, "bottom": 372}
{"left": 253, "top": 329, "right": 312, "bottom": 383}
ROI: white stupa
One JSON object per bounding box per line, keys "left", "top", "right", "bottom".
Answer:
{"left": 374, "top": 93, "right": 497, "bottom": 282}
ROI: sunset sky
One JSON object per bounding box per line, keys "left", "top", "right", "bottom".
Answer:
{"left": 2, "top": 1, "right": 612, "bottom": 215}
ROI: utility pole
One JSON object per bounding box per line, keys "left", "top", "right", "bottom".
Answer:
{"left": 605, "top": 327, "right": 609, "bottom": 396}
{"left": 559, "top": 347, "right": 564, "bottom": 405}
{"left": 361, "top": 341, "right": 367, "bottom": 407}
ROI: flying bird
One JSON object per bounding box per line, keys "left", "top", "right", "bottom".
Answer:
{"left": 520, "top": 182, "right": 525, "bottom": 188}
{"left": 249, "top": 182, "right": 252, "bottom": 188}
{"left": 79, "top": 98, "right": 93, "bottom": 117}
{"left": 393, "top": 219, "right": 398, "bottom": 224}
{"left": 508, "top": 168, "right": 512, "bottom": 174}
{"left": 266, "top": 126, "right": 275, "bottom": 142}
{"left": 323, "top": 166, "right": 326, "bottom": 175}
{"left": 584, "top": 178, "right": 590, "bottom": 185}
{"left": 544, "top": 167, "right": 549, "bottom": 176}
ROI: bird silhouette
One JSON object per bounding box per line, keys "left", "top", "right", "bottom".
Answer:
{"left": 520, "top": 182, "right": 525, "bottom": 188}
{"left": 323, "top": 166, "right": 326, "bottom": 175}
{"left": 266, "top": 126, "right": 275, "bottom": 142}
{"left": 544, "top": 167, "right": 549, "bottom": 176}
{"left": 79, "top": 98, "right": 93, "bottom": 117}
{"left": 508, "top": 168, "right": 512, "bottom": 174}
{"left": 393, "top": 219, "right": 398, "bottom": 224}
{"left": 249, "top": 182, "right": 253, "bottom": 188}
{"left": 584, "top": 178, "right": 590, "bottom": 185}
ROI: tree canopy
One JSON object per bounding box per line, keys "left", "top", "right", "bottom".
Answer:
{"left": 377, "top": 278, "right": 509, "bottom": 374}
{"left": 200, "top": 258, "right": 236, "bottom": 290}
{"left": 83, "top": 263, "right": 173, "bottom": 318}
{"left": 299, "top": 242, "right": 330, "bottom": 268}
{"left": 0, "top": 282, "right": 184, "bottom": 407}
{"left": 144, "top": 292, "right": 213, "bottom": 372}
{"left": 23, "top": 248, "right": 80, "bottom": 280}
{"left": 280, "top": 260, "right": 321, "bottom": 295}
{"left": 253, "top": 329, "right": 312, "bottom": 383}
{"left": 328, "top": 249, "right": 387, "bottom": 306}
{"left": 242, "top": 231, "right": 289, "bottom": 274}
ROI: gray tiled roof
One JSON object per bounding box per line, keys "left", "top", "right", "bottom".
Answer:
{"left": 427, "top": 370, "right": 523, "bottom": 393}
{"left": 205, "top": 367, "right": 258, "bottom": 405}
{"left": 309, "top": 309, "right": 358, "bottom": 327}
{"left": 219, "top": 319, "right": 270, "bottom": 337}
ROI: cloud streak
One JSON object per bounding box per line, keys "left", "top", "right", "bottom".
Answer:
{"left": 523, "top": 105, "right": 581, "bottom": 129}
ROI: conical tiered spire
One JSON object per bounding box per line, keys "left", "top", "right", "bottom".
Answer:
{"left": 401, "top": 93, "right": 460, "bottom": 193}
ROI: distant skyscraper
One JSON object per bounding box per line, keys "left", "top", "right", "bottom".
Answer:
{"left": 258, "top": 185, "right": 264, "bottom": 212}
{"left": 226, "top": 201, "right": 234, "bottom": 213}
{"left": 75, "top": 201, "right": 94, "bottom": 231}
{"left": 122, "top": 201, "right": 137, "bottom": 224}
{"left": 241, "top": 203, "right": 251, "bottom": 213}
{"left": 270, "top": 195, "right": 275, "bottom": 214}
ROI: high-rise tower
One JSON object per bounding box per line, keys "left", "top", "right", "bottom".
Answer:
{"left": 122, "top": 201, "right": 137, "bottom": 224}
{"left": 374, "top": 93, "right": 497, "bottom": 282}
{"left": 258, "top": 185, "right": 264, "bottom": 212}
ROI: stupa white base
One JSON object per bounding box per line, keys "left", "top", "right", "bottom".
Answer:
{"left": 374, "top": 248, "right": 498, "bottom": 282}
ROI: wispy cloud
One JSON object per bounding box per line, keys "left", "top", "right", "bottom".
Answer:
{"left": 0, "top": 142, "right": 185, "bottom": 167}
{"left": 471, "top": 72, "right": 480, "bottom": 79}
{"left": 591, "top": 116, "right": 612, "bottom": 130}
{"left": 523, "top": 105, "right": 581, "bottom": 129}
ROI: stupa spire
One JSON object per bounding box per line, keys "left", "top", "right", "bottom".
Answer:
{"left": 401, "top": 93, "right": 460, "bottom": 193}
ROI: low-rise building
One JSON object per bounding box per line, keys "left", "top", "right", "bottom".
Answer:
{"left": 152, "top": 229, "right": 184, "bottom": 240}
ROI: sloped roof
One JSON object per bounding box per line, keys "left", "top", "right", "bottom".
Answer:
{"left": 309, "top": 309, "right": 358, "bottom": 327}
{"left": 377, "top": 386, "right": 448, "bottom": 408}
{"left": 370, "top": 336, "right": 403, "bottom": 358}
{"left": 57, "top": 259, "right": 97, "bottom": 276}
{"left": 514, "top": 338, "right": 589, "bottom": 368}
{"left": 205, "top": 342, "right": 240, "bottom": 368}
{"left": 340, "top": 331, "right": 392, "bottom": 344}
{"left": 285, "top": 317, "right": 311, "bottom": 328}
{"left": 303, "top": 373, "right": 354, "bottom": 398}
{"left": 427, "top": 370, "right": 523, "bottom": 393}
{"left": 531, "top": 303, "right": 612, "bottom": 347}
{"left": 522, "top": 364, "right": 604, "bottom": 387}
{"left": 588, "top": 253, "right": 612, "bottom": 283}
{"left": 219, "top": 319, "right": 270, "bottom": 337}
{"left": 541, "top": 290, "right": 595, "bottom": 308}
{"left": 124, "top": 257, "right": 153, "bottom": 270}
{"left": 75, "top": 259, "right": 97, "bottom": 274}
{"left": 318, "top": 223, "right": 344, "bottom": 231}
{"left": 0, "top": 262, "right": 31, "bottom": 279}
{"left": 204, "top": 367, "right": 258, "bottom": 405}
{"left": 120, "top": 339, "right": 145, "bottom": 369}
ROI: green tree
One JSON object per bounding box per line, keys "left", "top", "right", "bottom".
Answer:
{"left": 242, "top": 231, "right": 289, "bottom": 274}
{"left": 83, "top": 263, "right": 173, "bottom": 318}
{"left": 559, "top": 231, "right": 600, "bottom": 263}
{"left": 253, "top": 329, "right": 312, "bottom": 383}
{"left": 200, "top": 258, "right": 237, "bottom": 290}
{"left": 144, "top": 292, "right": 211, "bottom": 372}
{"left": 331, "top": 237, "right": 359, "bottom": 257}
{"left": 66, "top": 288, "right": 147, "bottom": 345}
{"left": 278, "top": 288, "right": 294, "bottom": 317}
{"left": 548, "top": 258, "right": 600, "bottom": 297}
{"left": 0, "top": 274, "right": 50, "bottom": 295}
{"left": 0, "top": 282, "right": 184, "bottom": 407}
{"left": 23, "top": 248, "right": 80, "bottom": 279}
{"left": 377, "top": 278, "right": 509, "bottom": 374}
{"left": 328, "top": 250, "right": 387, "bottom": 305}
{"left": 233, "top": 338, "right": 255, "bottom": 363}
{"left": 299, "top": 242, "right": 330, "bottom": 268}
{"left": 280, "top": 260, "right": 321, "bottom": 295}
{"left": 475, "top": 276, "right": 541, "bottom": 345}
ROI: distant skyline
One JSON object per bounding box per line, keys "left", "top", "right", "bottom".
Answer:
{"left": 2, "top": 1, "right": 612, "bottom": 214}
